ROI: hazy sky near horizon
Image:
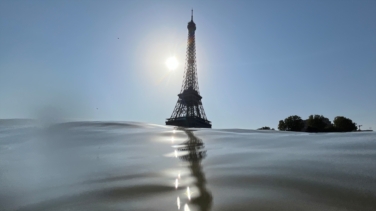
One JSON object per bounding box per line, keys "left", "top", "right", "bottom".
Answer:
{"left": 1, "top": 0, "right": 375, "bottom": 129}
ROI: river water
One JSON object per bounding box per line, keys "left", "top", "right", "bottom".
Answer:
{"left": 0, "top": 120, "right": 375, "bottom": 211}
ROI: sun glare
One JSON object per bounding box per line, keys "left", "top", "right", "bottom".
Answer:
{"left": 166, "top": 57, "right": 179, "bottom": 70}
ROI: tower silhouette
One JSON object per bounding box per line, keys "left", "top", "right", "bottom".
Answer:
{"left": 166, "top": 11, "right": 212, "bottom": 128}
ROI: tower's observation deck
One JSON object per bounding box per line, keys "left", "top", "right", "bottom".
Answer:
{"left": 166, "top": 11, "right": 212, "bottom": 128}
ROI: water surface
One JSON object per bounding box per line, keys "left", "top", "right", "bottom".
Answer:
{"left": 0, "top": 120, "right": 375, "bottom": 211}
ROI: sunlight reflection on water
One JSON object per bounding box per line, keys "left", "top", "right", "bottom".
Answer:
{"left": 170, "top": 127, "right": 213, "bottom": 211}
{"left": 187, "top": 186, "right": 191, "bottom": 200}
{"left": 184, "top": 203, "right": 190, "bottom": 211}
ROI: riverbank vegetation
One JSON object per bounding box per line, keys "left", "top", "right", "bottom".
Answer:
{"left": 278, "top": 115, "right": 358, "bottom": 132}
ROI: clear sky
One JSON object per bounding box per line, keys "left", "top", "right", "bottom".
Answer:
{"left": 1, "top": 0, "right": 375, "bottom": 129}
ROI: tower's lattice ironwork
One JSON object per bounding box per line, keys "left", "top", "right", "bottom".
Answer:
{"left": 166, "top": 11, "right": 212, "bottom": 128}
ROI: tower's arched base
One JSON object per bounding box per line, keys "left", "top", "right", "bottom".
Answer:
{"left": 166, "top": 117, "right": 211, "bottom": 128}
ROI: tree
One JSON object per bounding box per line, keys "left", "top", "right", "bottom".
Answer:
{"left": 333, "top": 116, "right": 357, "bottom": 132}
{"left": 278, "top": 115, "right": 304, "bottom": 131}
{"left": 306, "top": 115, "right": 332, "bottom": 132}
{"left": 278, "top": 120, "right": 286, "bottom": 131}
{"left": 258, "top": 126, "right": 271, "bottom": 130}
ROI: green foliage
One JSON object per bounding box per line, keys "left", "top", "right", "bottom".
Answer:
{"left": 306, "top": 115, "right": 331, "bottom": 132}
{"left": 278, "top": 115, "right": 304, "bottom": 131}
{"left": 258, "top": 126, "right": 271, "bottom": 130}
{"left": 333, "top": 116, "right": 357, "bottom": 132}
{"left": 278, "top": 114, "right": 358, "bottom": 133}
{"left": 278, "top": 120, "right": 286, "bottom": 131}
{"left": 323, "top": 125, "right": 336, "bottom": 132}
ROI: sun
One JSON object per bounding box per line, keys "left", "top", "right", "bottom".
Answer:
{"left": 166, "top": 56, "right": 179, "bottom": 70}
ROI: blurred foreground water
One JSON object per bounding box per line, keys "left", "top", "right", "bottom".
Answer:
{"left": 0, "top": 120, "right": 375, "bottom": 211}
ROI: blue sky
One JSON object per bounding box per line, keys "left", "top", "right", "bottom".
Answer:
{"left": 1, "top": 0, "right": 375, "bottom": 129}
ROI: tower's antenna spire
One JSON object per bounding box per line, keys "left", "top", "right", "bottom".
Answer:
{"left": 191, "top": 9, "right": 193, "bottom": 21}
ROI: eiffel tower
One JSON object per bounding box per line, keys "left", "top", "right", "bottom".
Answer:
{"left": 166, "top": 10, "right": 212, "bottom": 128}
